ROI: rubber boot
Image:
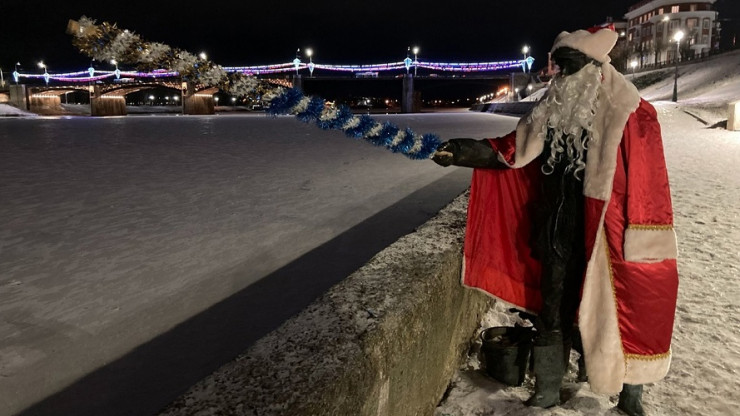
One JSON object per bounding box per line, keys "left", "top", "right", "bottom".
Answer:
{"left": 617, "top": 384, "right": 645, "bottom": 416}
{"left": 572, "top": 329, "right": 588, "bottom": 382}
{"left": 576, "top": 354, "right": 588, "bottom": 382}
{"left": 525, "top": 342, "right": 565, "bottom": 408}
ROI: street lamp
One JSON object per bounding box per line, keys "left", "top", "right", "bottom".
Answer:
{"left": 214, "top": 96, "right": 219, "bottom": 106}
{"left": 306, "top": 48, "right": 314, "bottom": 77}
{"left": 522, "top": 45, "right": 530, "bottom": 73}
{"left": 38, "top": 61, "right": 49, "bottom": 84}
{"left": 630, "top": 60, "right": 638, "bottom": 79}
{"left": 404, "top": 47, "right": 413, "bottom": 74}
{"left": 672, "top": 30, "right": 684, "bottom": 102}
{"left": 412, "top": 46, "right": 420, "bottom": 76}
{"left": 199, "top": 51, "right": 207, "bottom": 60}
{"left": 13, "top": 62, "right": 20, "bottom": 84}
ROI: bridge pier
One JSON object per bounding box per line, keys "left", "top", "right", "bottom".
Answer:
{"left": 292, "top": 75, "right": 303, "bottom": 92}
{"left": 90, "top": 85, "right": 127, "bottom": 116}
{"left": 401, "top": 74, "right": 415, "bottom": 113}
{"left": 182, "top": 82, "right": 215, "bottom": 115}
{"left": 8, "top": 85, "right": 29, "bottom": 111}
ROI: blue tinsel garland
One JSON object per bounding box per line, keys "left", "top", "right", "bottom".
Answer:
{"left": 267, "top": 88, "right": 441, "bottom": 160}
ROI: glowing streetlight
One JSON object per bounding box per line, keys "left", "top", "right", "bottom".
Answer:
{"left": 199, "top": 52, "right": 207, "bottom": 60}
{"left": 214, "top": 96, "right": 219, "bottom": 106}
{"left": 522, "top": 45, "right": 530, "bottom": 73}
{"left": 412, "top": 46, "right": 420, "bottom": 76}
{"left": 231, "top": 96, "right": 236, "bottom": 106}
{"left": 672, "top": 30, "right": 684, "bottom": 102}
{"left": 306, "top": 48, "right": 314, "bottom": 77}
{"left": 630, "top": 60, "right": 638, "bottom": 79}
{"left": 38, "top": 61, "right": 49, "bottom": 84}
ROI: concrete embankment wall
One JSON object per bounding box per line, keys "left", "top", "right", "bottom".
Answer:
{"left": 469, "top": 101, "right": 535, "bottom": 117}
{"left": 158, "top": 191, "right": 495, "bottom": 416}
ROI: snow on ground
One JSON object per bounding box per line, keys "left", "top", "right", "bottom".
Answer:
{"left": 0, "top": 103, "right": 36, "bottom": 117}
{"left": 436, "top": 51, "right": 740, "bottom": 416}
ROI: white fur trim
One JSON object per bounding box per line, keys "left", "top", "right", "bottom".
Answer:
{"left": 624, "top": 228, "right": 678, "bottom": 262}
{"left": 460, "top": 257, "right": 539, "bottom": 316}
{"left": 578, "top": 225, "right": 625, "bottom": 394}
{"left": 624, "top": 351, "right": 672, "bottom": 384}
{"left": 581, "top": 63, "right": 640, "bottom": 200}
{"left": 551, "top": 29, "right": 618, "bottom": 63}
{"left": 508, "top": 63, "right": 640, "bottom": 200}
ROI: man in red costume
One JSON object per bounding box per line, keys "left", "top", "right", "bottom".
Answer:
{"left": 433, "top": 28, "right": 678, "bottom": 416}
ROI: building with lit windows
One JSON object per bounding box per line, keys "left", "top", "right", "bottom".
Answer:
{"left": 624, "top": 0, "right": 719, "bottom": 66}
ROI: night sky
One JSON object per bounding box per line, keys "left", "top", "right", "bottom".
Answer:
{"left": 2, "top": 1, "right": 739, "bottom": 73}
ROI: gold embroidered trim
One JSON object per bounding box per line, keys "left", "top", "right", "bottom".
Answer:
{"left": 604, "top": 229, "right": 672, "bottom": 367}
{"left": 628, "top": 224, "right": 673, "bottom": 231}
{"left": 624, "top": 351, "right": 671, "bottom": 361}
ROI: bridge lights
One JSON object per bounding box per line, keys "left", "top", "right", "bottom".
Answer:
{"left": 110, "top": 59, "right": 121, "bottom": 79}
{"left": 404, "top": 47, "right": 413, "bottom": 74}
{"left": 38, "top": 61, "right": 49, "bottom": 84}
{"left": 293, "top": 48, "right": 301, "bottom": 75}
{"left": 521, "top": 45, "right": 530, "bottom": 73}
{"left": 12, "top": 62, "right": 20, "bottom": 84}
{"left": 306, "top": 48, "right": 315, "bottom": 77}
{"left": 412, "top": 46, "right": 420, "bottom": 76}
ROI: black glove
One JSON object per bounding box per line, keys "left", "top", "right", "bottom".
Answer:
{"left": 431, "top": 141, "right": 458, "bottom": 167}
{"left": 431, "top": 138, "right": 507, "bottom": 169}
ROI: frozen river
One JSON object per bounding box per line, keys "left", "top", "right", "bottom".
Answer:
{"left": 0, "top": 111, "right": 517, "bottom": 416}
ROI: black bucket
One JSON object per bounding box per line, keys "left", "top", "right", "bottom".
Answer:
{"left": 480, "top": 326, "right": 534, "bottom": 386}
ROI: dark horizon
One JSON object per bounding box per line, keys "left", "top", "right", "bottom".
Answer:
{"left": 10, "top": 0, "right": 736, "bottom": 72}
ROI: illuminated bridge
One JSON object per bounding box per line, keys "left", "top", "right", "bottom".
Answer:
{"left": 6, "top": 55, "right": 536, "bottom": 116}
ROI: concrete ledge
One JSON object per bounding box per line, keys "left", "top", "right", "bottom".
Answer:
{"left": 159, "top": 191, "right": 494, "bottom": 416}
{"left": 469, "top": 101, "right": 535, "bottom": 117}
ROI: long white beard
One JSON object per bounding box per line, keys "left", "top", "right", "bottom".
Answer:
{"left": 528, "top": 63, "right": 603, "bottom": 179}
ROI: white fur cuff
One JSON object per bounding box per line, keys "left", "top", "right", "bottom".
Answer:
{"left": 624, "top": 227, "right": 678, "bottom": 262}
{"left": 624, "top": 352, "right": 672, "bottom": 385}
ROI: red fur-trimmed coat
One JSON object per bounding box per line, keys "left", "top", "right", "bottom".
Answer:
{"left": 463, "top": 64, "right": 678, "bottom": 394}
